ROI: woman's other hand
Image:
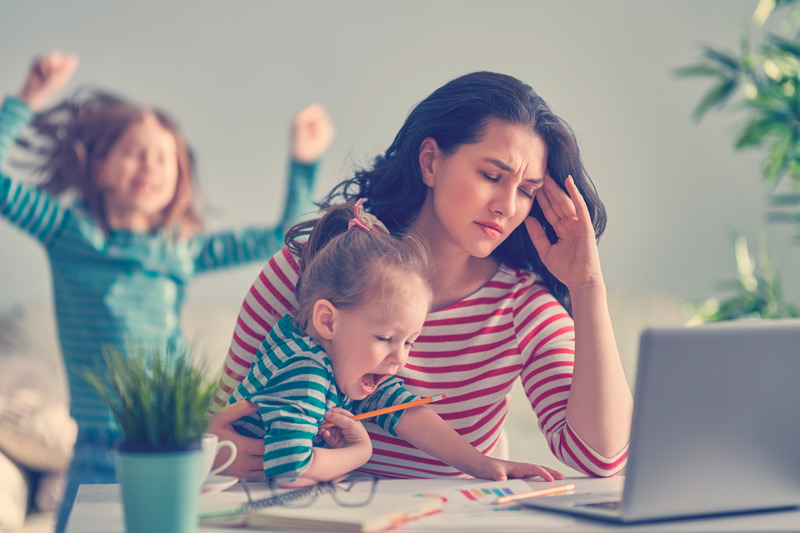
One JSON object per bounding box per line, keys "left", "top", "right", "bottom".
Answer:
{"left": 205, "top": 400, "right": 267, "bottom": 480}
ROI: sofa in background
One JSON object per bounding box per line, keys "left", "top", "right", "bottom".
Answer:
{"left": 0, "top": 289, "right": 686, "bottom": 532}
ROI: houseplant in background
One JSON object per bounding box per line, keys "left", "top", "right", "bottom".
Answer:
{"left": 676, "top": 0, "right": 800, "bottom": 323}
{"left": 82, "top": 343, "right": 216, "bottom": 533}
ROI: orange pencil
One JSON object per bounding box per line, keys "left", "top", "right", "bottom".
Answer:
{"left": 493, "top": 483, "right": 576, "bottom": 504}
{"left": 320, "top": 394, "right": 446, "bottom": 428}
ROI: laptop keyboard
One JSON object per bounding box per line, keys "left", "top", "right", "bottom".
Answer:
{"left": 578, "top": 500, "right": 621, "bottom": 511}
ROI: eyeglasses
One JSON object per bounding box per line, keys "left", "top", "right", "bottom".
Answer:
{"left": 239, "top": 471, "right": 378, "bottom": 512}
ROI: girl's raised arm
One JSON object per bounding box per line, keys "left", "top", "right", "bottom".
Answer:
{"left": 18, "top": 51, "right": 78, "bottom": 112}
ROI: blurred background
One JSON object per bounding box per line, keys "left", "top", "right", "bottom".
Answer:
{"left": 1, "top": 0, "right": 798, "bottom": 337}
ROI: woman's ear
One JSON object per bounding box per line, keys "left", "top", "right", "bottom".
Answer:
{"left": 311, "top": 299, "right": 337, "bottom": 341}
{"left": 418, "top": 137, "right": 439, "bottom": 187}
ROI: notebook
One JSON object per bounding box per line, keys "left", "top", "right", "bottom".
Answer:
{"left": 518, "top": 319, "right": 800, "bottom": 523}
{"left": 245, "top": 491, "right": 442, "bottom": 532}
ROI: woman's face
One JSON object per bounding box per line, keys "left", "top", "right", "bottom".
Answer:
{"left": 417, "top": 119, "right": 547, "bottom": 259}
{"left": 95, "top": 113, "right": 180, "bottom": 229}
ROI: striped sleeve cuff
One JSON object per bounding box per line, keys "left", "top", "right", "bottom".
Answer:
{"left": 559, "top": 420, "right": 628, "bottom": 478}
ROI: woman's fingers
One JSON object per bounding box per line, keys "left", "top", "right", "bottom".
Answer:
{"left": 564, "top": 175, "right": 592, "bottom": 228}
{"left": 542, "top": 465, "right": 565, "bottom": 480}
{"left": 543, "top": 175, "right": 578, "bottom": 221}
{"left": 536, "top": 178, "right": 561, "bottom": 227}
{"left": 532, "top": 465, "right": 555, "bottom": 482}
{"left": 524, "top": 216, "right": 551, "bottom": 256}
{"left": 206, "top": 401, "right": 266, "bottom": 477}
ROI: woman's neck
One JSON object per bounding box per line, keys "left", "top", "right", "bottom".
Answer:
{"left": 410, "top": 201, "right": 499, "bottom": 312}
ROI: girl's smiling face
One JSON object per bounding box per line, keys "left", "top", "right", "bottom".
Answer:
{"left": 94, "top": 113, "right": 180, "bottom": 231}
{"left": 416, "top": 119, "right": 547, "bottom": 259}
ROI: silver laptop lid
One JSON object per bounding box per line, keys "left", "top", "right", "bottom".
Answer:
{"left": 622, "top": 319, "right": 800, "bottom": 521}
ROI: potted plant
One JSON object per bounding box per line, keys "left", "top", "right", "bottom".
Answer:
{"left": 82, "top": 343, "right": 217, "bottom": 533}
{"left": 675, "top": 0, "right": 800, "bottom": 323}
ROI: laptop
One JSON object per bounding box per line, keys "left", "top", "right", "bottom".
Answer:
{"left": 519, "top": 318, "right": 800, "bottom": 523}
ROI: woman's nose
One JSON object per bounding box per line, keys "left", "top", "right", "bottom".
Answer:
{"left": 490, "top": 185, "right": 516, "bottom": 218}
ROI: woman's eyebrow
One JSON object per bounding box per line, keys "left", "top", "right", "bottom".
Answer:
{"left": 482, "top": 157, "right": 545, "bottom": 184}
{"left": 482, "top": 157, "right": 513, "bottom": 172}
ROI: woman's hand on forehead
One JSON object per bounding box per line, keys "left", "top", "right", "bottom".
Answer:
{"left": 524, "top": 175, "right": 602, "bottom": 289}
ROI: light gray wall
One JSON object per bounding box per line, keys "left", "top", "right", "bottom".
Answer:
{"left": 2, "top": 0, "right": 798, "bottom": 321}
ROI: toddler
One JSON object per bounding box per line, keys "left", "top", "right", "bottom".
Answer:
{"left": 230, "top": 200, "right": 563, "bottom": 486}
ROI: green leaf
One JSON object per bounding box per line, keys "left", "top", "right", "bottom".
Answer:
{"left": 693, "top": 77, "right": 739, "bottom": 120}
{"left": 672, "top": 64, "right": 728, "bottom": 78}
{"left": 766, "top": 33, "right": 800, "bottom": 57}
{"left": 702, "top": 45, "right": 745, "bottom": 71}
{"left": 762, "top": 129, "right": 793, "bottom": 186}
{"left": 735, "top": 117, "right": 787, "bottom": 148}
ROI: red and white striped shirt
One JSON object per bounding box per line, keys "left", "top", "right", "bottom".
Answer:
{"left": 212, "top": 247, "right": 627, "bottom": 478}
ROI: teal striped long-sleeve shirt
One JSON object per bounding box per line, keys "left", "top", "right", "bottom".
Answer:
{"left": 230, "top": 315, "right": 418, "bottom": 480}
{"left": 0, "top": 96, "right": 319, "bottom": 431}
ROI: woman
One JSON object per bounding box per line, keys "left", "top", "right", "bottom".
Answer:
{"left": 208, "top": 71, "right": 632, "bottom": 479}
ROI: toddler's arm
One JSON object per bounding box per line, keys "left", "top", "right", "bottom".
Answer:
{"left": 284, "top": 408, "right": 372, "bottom": 487}
{"left": 395, "top": 406, "right": 564, "bottom": 482}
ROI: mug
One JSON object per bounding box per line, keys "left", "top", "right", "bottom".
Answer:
{"left": 201, "top": 433, "right": 237, "bottom": 479}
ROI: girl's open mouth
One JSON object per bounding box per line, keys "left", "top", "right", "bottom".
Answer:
{"left": 360, "top": 373, "right": 388, "bottom": 394}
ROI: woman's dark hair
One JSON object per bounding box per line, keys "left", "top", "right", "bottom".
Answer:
{"left": 285, "top": 203, "right": 432, "bottom": 333}
{"left": 321, "top": 71, "right": 606, "bottom": 313}
{"left": 14, "top": 87, "right": 202, "bottom": 236}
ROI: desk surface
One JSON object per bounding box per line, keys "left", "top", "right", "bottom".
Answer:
{"left": 66, "top": 476, "right": 800, "bottom": 532}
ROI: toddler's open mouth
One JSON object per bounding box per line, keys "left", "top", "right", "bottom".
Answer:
{"left": 360, "top": 373, "right": 389, "bottom": 395}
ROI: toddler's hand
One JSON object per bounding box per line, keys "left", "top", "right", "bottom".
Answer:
{"left": 19, "top": 51, "right": 79, "bottom": 112}
{"left": 290, "top": 103, "right": 335, "bottom": 163}
{"left": 320, "top": 407, "right": 371, "bottom": 454}
{"left": 470, "top": 457, "right": 565, "bottom": 482}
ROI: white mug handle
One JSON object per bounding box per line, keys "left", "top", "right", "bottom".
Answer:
{"left": 209, "top": 440, "right": 237, "bottom": 477}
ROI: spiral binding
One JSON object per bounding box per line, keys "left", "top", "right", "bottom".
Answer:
{"left": 240, "top": 483, "right": 334, "bottom": 512}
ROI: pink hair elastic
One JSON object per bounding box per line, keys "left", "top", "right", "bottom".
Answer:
{"left": 348, "top": 198, "right": 390, "bottom": 234}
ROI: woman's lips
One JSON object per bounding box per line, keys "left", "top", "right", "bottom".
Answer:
{"left": 475, "top": 221, "right": 504, "bottom": 239}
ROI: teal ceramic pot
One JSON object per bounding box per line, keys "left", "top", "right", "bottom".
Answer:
{"left": 114, "top": 442, "right": 204, "bottom": 533}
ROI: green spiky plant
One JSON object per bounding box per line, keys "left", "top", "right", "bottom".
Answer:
{"left": 676, "top": 0, "right": 800, "bottom": 322}
{"left": 82, "top": 344, "right": 216, "bottom": 451}
{"left": 675, "top": 0, "right": 800, "bottom": 199}
{"left": 686, "top": 231, "right": 798, "bottom": 324}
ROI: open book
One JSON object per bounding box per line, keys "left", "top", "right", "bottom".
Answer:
{"left": 246, "top": 491, "right": 442, "bottom": 532}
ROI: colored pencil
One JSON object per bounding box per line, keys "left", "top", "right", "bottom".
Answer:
{"left": 320, "top": 394, "right": 446, "bottom": 428}
{"left": 493, "top": 483, "right": 576, "bottom": 504}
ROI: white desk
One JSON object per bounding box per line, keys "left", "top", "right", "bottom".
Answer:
{"left": 66, "top": 477, "right": 800, "bottom": 532}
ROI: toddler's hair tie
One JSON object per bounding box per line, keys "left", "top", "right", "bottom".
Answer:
{"left": 348, "top": 198, "right": 389, "bottom": 234}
